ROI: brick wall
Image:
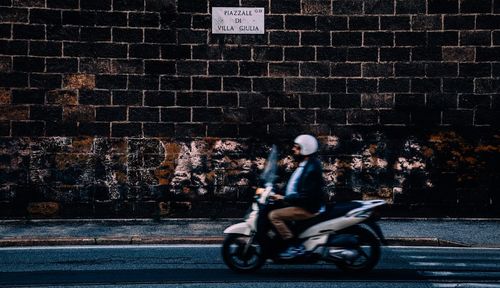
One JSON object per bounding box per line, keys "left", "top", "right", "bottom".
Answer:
{"left": 0, "top": 0, "right": 499, "bottom": 218}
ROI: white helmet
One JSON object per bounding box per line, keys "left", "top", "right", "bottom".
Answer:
{"left": 294, "top": 134, "right": 319, "bottom": 156}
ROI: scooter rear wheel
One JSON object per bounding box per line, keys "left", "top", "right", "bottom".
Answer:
{"left": 222, "top": 234, "right": 266, "bottom": 273}
{"left": 333, "top": 226, "right": 381, "bottom": 273}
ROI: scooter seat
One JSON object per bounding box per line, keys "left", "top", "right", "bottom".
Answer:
{"left": 293, "top": 201, "right": 364, "bottom": 235}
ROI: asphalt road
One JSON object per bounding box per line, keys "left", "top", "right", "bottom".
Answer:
{"left": 0, "top": 245, "right": 499, "bottom": 287}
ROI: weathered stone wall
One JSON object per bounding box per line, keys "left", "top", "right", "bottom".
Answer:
{"left": 0, "top": 0, "right": 499, "bottom": 218}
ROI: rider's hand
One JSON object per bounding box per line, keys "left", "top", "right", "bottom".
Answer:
{"left": 270, "top": 194, "right": 284, "bottom": 201}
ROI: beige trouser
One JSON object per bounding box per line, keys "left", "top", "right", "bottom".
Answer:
{"left": 268, "top": 207, "right": 316, "bottom": 240}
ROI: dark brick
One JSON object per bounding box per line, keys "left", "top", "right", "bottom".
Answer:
{"left": 30, "top": 106, "right": 62, "bottom": 121}
{"left": 81, "top": 0, "right": 112, "bottom": 10}
{"left": 176, "top": 92, "right": 206, "bottom": 107}
{"left": 240, "top": 62, "right": 267, "bottom": 76}
{"left": 112, "top": 123, "right": 142, "bottom": 137}
{"left": 253, "top": 78, "right": 284, "bottom": 92}
{"left": 459, "top": 94, "right": 491, "bottom": 109}
{"left": 317, "top": 48, "right": 348, "bottom": 62}
{"left": 79, "top": 58, "right": 111, "bottom": 74}
{"left": 443, "top": 110, "right": 473, "bottom": 126}
{"left": 0, "top": 41, "right": 28, "bottom": 56}
{"left": 285, "top": 78, "right": 315, "bottom": 92}
{"left": 13, "top": 24, "right": 44, "bottom": 40}
{"left": 251, "top": 109, "right": 283, "bottom": 124}
{"left": 208, "top": 92, "right": 238, "bottom": 107}
{"left": 144, "top": 123, "right": 174, "bottom": 137}
{"left": 223, "top": 77, "right": 252, "bottom": 92}
{"left": 47, "top": 0, "right": 78, "bottom": 9}
{"left": 347, "top": 48, "right": 378, "bottom": 62}
{"left": 301, "top": 94, "right": 330, "bottom": 108}
{"left": 347, "top": 110, "right": 378, "bottom": 125}
{"left": 160, "top": 76, "right": 190, "bottom": 90}
{"left": 301, "top": 32, "right": 331, "bottom": 46}
{"left": 475, "top": 109, "right": 499, "bottom": 126}
{"left": 412, "top": 78, "right": 441, "bottom": 93}
{"left": 349, "top": 16, "right": 379, "bottom": 30}
{"left": 145, "top": 29, "right": 176, "bottom": 44}
{"left": 96, "top": 75, "right": 127, "bottom": 89}
{"left": 129, "top": 107, "right": 159, "bottom": 122}
{"left": 236, "top": 92, "right": 267, "bottom": 108}
{"left": 79, "top": 90, "right": 111, "bottom": 105}
{"left": 364, "top": 32, "right": 393, "bottom": 46}
{"left": 209, "top": 61, "right": 238, "bottom": 75}
{"left": 285, "top": 47, "right": 315, "bottom": 61}
{"left": 111, "top": 59, "right": 144, "bottom": 74}
{"left": 395, "top": 93, "right": 426, "bottom": 109}
{"left": 0, "top": 72, "right": 28, "bottom": 87}
{"left": 12, "top": 89, "right": 44, "bottom": 104}
{"left": 161, "top": 107, "right": 191, "bottom": 122}
{"left": 317, "top": 16, "right": 348, "bottom": 31}
{"left": 64, "top": 43, "right": 128, "bottom": 58}
{"left": 13, "top": 57, "right": 44, "bottom": 72}
{"left": 477, "top": 48, "right": 500, "bottom": 62}
{"left": 96, "top": 107, "right": 127, "bottom": 121}
{"left": 460, "top": 31, "right": 491, "bottom": 46}
{"left": 30, "top": 9, "right": 61, "bottom": 25}
{"left": 178, "top": 29, "right": 206, "bottom": 44}
{"left": 380, "top": 48, "right": 410, "bottom": 62}
{"left": 459, "top": 64, "right": 491, "bottom": 77}
{"left": 143, "top": 60, "right": 174, "bottom": 75}
{"left": 192, "top": 45, "right": 223, "bottom": 60}
{"left": 224, "top": 47, "right": 251, "bottom": 60}
{"left": 380, "top": 110, "right": 410, "bottom": 125}
{"left": 331, "top": 93, "right": 360, "bottom": 108}
{"left": 285, "top": 15, "right": 316, "bottom": 30}
{"left": 62, "top": 11, "right": 97, "bottom": 26}
{"left": 12, "top": 121, "right": 44, "bottom": 136}
{"left": 94, "top": 12, "right": 128, "bottom": 26}
{"left": 269, "top": 63, "right": 299, "bottom": 76}
{"left": 428, "top": 32, "right": 458, "bottom": 46}
{"left": 129, "top": 12, "right": 159, "bottom": 27}
{"left": 379, "top": 79, "right": 410, "bottom": 93}
{"left": 361, "top": 94, "right": 393, "bottom": 108}
{"left": 175, "top": 123, "right": 206, "bottom": 137}
{"left": 365, "top": 0, "right": 394, "bottom": 14}
{"left": 222, "top": 108, "right": 251, "bottom": 123}
{"left": 460, "top": 0, "right": 492, "bottom": 13}
{"left": 29, "top": 41, "right": 62, "bottom": 57}
{"left": 444, "top": 16, "right": 475, "bottom": 30}
{"left": 79, "top": 122, "right": 110, "bottom": 136}
{"left": 193, "top": 77, "right": 221, "bottom": 91}
{"left": 428, "top": 0, "right": 458, "bottom": 14}
{"left": 80, "top": 27, "right": 111, "bottom": 42}
{"left": 268, "top": 93, "right": 300, "bottom": 108}
{"left": 332, "top": 32, "right": 362, "bottom": 46}
{"left": 411, "top": 109, "right": 441, "bottom": 126}
{"left": 113, "top": 0, "right": 144, "bottom": 11}
{"left": 271, "top": 0, "right": 300, "bottom": 13}
{"left": 0, "top": 122, "right": 9, "bottom": 136}
{"left": 178, "top": 0, "right": 207, "bottom": 13}
{"left": 207, "top": 124, "right": 238, "bottom": 137}
{"left": 412, "top": 47, "right": 442, "bottom": 61}
{"left": 428, "top": 93, "right": 457, "bottom": 109}
{"left": 476, "top": 79, "right": 500, "bottom": 93}
{"left": 0, "top": 8, "right": 29, "bottom": 23}
{"left": 476, "top": 16, "right": 500, "bottom": 29}
{"left": 192, "top": 108, "right": 223, "bottom": 122}
{"left": 265, "top": 14, "right": 284, "bottom": 29}
{"left": 317, "top": 79, "right": 346, "bottom": 93}
{"left": 332, "top": 0, "right": 363, "bottom": 14}
{"left": 113, "top": 91, "right": 142, "bottom": 105}
{"left": 45, "top": 121, "right": 78, "bottom": 136}
{"left": 31, "top": 73, "right": 62, "bottom": 89}
{"left": 316, "top": 109, "right": 346, "bottom": 124}
{"left": 443, "top": 78, "right": 474, "bottom": 93}
{"left": 269, "top": 32, "right": 299, "bottom": 46}
{"left": 426, "top": 63, "right": 457, "bottom": 77}
{"left": 161, "top": 44, "right": 190, "bottom": 60}
{"left": 301, "top": 63, "right": 330, "bottom": 77}
{"left": 348, "top": 79, "right": 378, "bottom": 93}
{"left": 285, "top": 109, "right": 315, "bottom": 124}
{"left": 330, "top": 63, "right": 360, "bottom": 77}
{"left": 47, "top": 26, "right": 79, "bottom": 41}
{"left": 395, "top": 63, "right": 425, "bottom": 77}
{"left": 495, "top": 31, "right": 500, "bottom": 46}
{"left": 144, "top": 91, "right": 174, "bottom": 107}
{"left": 129, "top": 75, "right": 159, "bottom": 90}
{"left": 112, "top": 28, "right": 142, "bottom": 43}
{"left": 363, "top": 63, "right": 393, "bottom": 77}
{"left": 395, "top": 32, "right": 426, "bottom": 46}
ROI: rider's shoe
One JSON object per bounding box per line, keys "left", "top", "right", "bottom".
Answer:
{"left": 279, "top": 244, "right": 305, "bottom": 259}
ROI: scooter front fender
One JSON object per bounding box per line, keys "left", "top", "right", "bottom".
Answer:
{"left": 224, "top": 222, "right": 252, "bottom": 236}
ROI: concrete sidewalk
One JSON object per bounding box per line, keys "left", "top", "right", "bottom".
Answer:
{"left": 0, "top": 218, "right": 499, "bottom": 247}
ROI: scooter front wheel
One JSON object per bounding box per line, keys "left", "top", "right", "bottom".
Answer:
{"left": 222, "top": 234, "right": 265, "bottom": 273}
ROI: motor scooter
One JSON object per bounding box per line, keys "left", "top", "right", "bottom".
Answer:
{"left": 221, "top": 146, "right": 387, "bottom": 273}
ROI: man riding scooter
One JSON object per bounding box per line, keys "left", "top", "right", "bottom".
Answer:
{"left": 268, "top": 134, "right": 326, "bottom": 259}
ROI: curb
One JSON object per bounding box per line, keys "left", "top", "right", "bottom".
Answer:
{"left": 0, "top": 236, "right": 480, "bottom": 248}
